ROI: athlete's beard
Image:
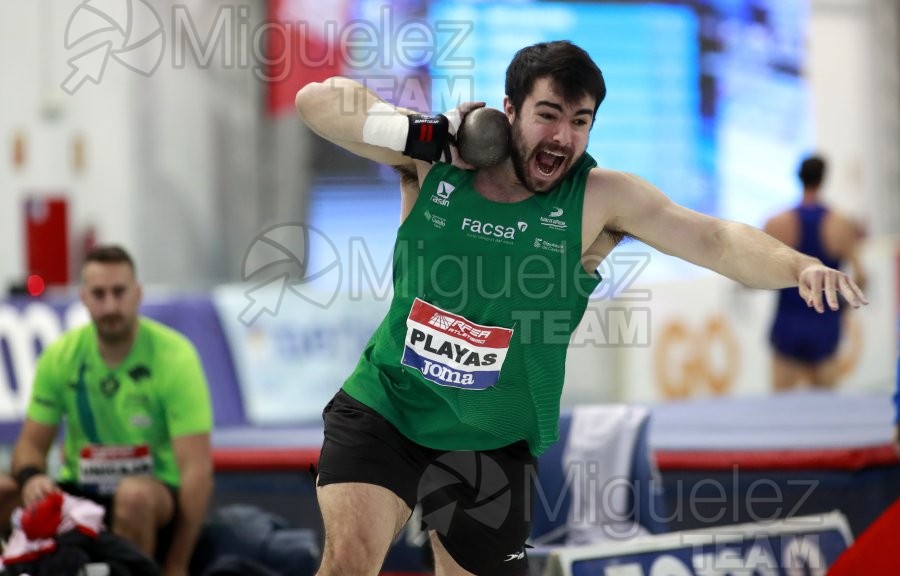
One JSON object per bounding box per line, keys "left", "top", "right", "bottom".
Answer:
{"left": 509, "top": 121, "right": 573, "bottom": 194}
{"left": 510, "top": 122, "right": 534, "bottom": 193}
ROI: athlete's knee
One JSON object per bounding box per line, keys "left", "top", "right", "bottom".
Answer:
{"left": 318, "top": 530, "right": 386, "bottom": 576}
{"left": 113, "top": 477, "right": 155, "bottom": 524}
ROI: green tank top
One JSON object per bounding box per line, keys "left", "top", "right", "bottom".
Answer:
{"left": 27, "top": 318, "right": 213, "bottom": 489}
{"left": 343, "top": 154, "right": 601, "bottom": 456}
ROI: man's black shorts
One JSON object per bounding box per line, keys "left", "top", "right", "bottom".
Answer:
{"left": 318, "top": 389, "right": 536, "bottom": 576}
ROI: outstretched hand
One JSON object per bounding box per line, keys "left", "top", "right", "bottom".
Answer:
{"left": 797, "top": 263, "right": 868, "bottom": 313}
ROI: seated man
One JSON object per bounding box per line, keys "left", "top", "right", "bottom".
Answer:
{"left": 10, "top": 245, "right": 214, "bottom": 576}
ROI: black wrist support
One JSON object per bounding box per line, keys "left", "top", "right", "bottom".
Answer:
{"left": 15, "top": 465, "right": 44, "bottom": 489}
{"left": 404, "top": 114, "right": 452, "bottom": 163}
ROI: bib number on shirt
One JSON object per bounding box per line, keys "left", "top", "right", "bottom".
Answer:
{"left": 401, "top": 298, "right": 513, "bottom": 390}
{"left": 78, "top": 444, "right": 153, "bottom": 496}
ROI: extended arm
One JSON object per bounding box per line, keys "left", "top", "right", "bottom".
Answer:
{"left": 598, "top": 169, "right": 868, "bottom": 311}
{"left": 162, "top": 433, "right": 213, "bottom": 575}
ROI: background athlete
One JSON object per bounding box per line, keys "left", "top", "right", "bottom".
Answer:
{"left": 764, "top": 154, "right": 867, "bottom": 391}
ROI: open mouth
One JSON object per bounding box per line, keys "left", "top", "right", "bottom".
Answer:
{"left": 535, "top": 149, "right": 566, "bottom": 177}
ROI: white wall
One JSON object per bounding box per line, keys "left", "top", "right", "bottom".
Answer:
{"left": 0, "top": 0, "right": 139, "bottom": 289}
{"left": 0, "top": 0, "right": 312, "bottom": 289}
{"left": 808, "top": 0, "right": 899, "bottom": 233}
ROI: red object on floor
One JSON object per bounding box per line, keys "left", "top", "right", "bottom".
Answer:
{"left": 828, "top": 497, "right": 900, "bottom": 575}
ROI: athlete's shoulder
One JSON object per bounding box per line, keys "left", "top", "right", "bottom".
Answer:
{"left": 763, "top": 208, "right": 796, "bottom": 232}
{"left": 586, "top": 165, "right": 622, "bottom": 186}
{"left": 584, "top": 166, "right": 648, "bottom": 205}
{"left": 139, "top": 319, "right": 209, "bottom": 394}
{"left": 41, "top": 323, "right": 93, "bottom": 366}
{"left": 822, "top": 207, "right": 858, "bottom": 230}
{"left": 586, "top": 163, "right": 648, "bottom": 185}
{"left": 577, "top": 152, "right": 599, "bottom": 172}
{"left": 140, "top": 318, "right": 199, "bottom": 357}
{"left": 424, "top": 161, "right": 473, "bottom": 186}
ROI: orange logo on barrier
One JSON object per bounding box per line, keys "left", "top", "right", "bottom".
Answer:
{"left": 654, "top": 315, "right": 740, "bottom": 399}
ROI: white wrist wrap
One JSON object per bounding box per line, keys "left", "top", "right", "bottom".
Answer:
{"left": 362, "top": 102, "right": 408, "bottom": 152}
{"left": 443, "top": 107, "right": 462, "bottom": 136}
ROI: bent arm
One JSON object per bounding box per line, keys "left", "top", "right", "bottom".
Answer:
{"left": 0, "top": 473, "right": 19, "bottom": 532}
{"left": 12, "top": 419, "right": 59, "bottom": 504}
{"left": 12, "top": 419, "right": 56, "bottom": 472}
{"left": 162, "top": 433, "right": 213, "bottom": 573}
{"left": 295, "top": 77, "right": 418, "bottom": 168}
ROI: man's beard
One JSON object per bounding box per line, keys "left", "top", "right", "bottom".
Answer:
{"left": 96, "top": 314, "right": 134, "bottom": 344}
{"left": 510, "top": 122, "right": 534, "bottom": 193}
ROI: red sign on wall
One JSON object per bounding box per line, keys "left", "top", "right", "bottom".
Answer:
{"left": 265, "top": 0, "right": 349, "bottom": 116}
{"left": 24, "top": 196, "right": 69, "bottom": 286}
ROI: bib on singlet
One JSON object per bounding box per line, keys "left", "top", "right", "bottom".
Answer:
{"left": 78, "top": 444, "right": 153, "bottom": 495}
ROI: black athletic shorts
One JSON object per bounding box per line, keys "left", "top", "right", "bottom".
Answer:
{"left": 318, "top": 389, "right": 536, "bottom": 576}
{"left": 59, "top": 480, "right": 179, "bottom": 563}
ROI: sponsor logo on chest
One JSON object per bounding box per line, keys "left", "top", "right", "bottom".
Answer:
{"left": 461, "top": 217, "right": 528, "bottom": 241}
{"left": 540, "top": 206, "right": 567, "bottom": 231}
{"left": 424, "top": 209, "right": 446, "bottom": 229}
{"left": 533, "top": 237, "right": 566, "bottom": 253}
{"left": 430, "top": 181, "right": 455, "bottom": 207}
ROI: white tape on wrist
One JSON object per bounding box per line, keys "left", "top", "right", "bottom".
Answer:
{"left": 443, "top": 107, "right": 462, "bottom": 136}
{"left": 362, "top": 101, "right": 408, "bottom": 152}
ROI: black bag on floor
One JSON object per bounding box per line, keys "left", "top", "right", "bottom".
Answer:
{"left": 201, "top": 555, "right": 281, "bottom": 576}
{"left": 189, "top": 505, "right": 319, "bottom": 576}
{"left": 3, "top": 530, "right": 159, "bottom": 576}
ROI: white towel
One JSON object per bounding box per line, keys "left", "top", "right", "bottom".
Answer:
{"left": 562, "top": 404, "right": 651, "bottom": 545}
{"left": 2, "top": 493, "right": 106, "bottom": 565}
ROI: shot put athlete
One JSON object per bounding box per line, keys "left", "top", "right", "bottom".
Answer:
{"left": 295, "top": 40, "right": 867, "bottom": 576}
